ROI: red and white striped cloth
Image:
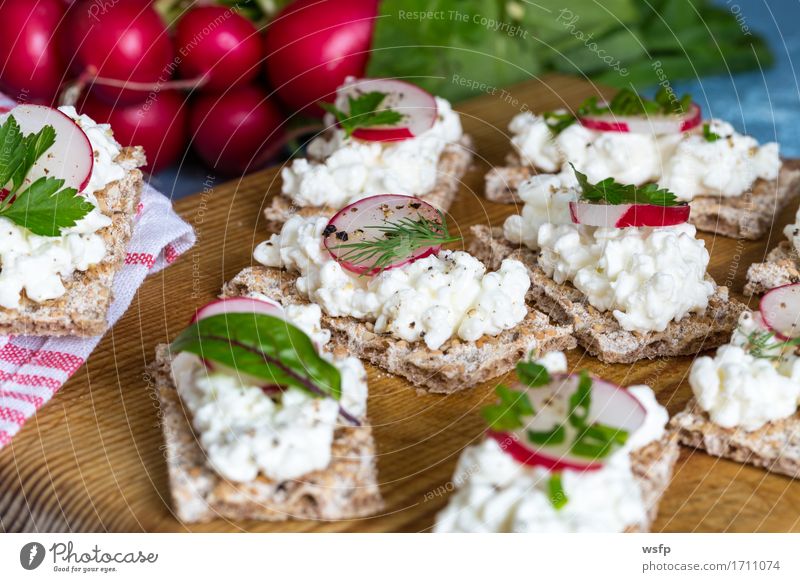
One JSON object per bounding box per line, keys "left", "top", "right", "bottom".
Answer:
{"left": 0, "top": 182, "right": 196, "bottom": 449}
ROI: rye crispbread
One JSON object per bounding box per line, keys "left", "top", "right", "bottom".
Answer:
{"left": 745, "top": 242, "right": 800, "bottom": 296}
{"left": 627, "top": 432, "right": 680, "bottom": 532}
{"left": 484, "top": 157, "right": 800, "bottom": 240}
{"left": 222, "top": 265, "right": 577, "bottom": 395}
{"left": 0, "top": 147, "right": 145, "bottom": 337}
{"left": 670, "top": 399, "right": 800, "bottom": 479}
{"left": 469, "top": 225, "right": 745, "bottom": 364}
{"left": 263, "top": 135, "right": 474, "bottom": 232}
{"left": 150, "top": 344, "right": 384, "bottom": 524}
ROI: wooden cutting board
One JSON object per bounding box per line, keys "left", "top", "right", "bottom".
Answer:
{"left": 2, "top": 74, "right": 798, "bottom": 533}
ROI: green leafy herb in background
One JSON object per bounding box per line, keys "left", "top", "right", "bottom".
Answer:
{"left": 572, "top": 164, "right": 680, "bottom": 207}
{"left": 0, "top": 115, "right": 93, "bottom": 237}
{"left": 319, "top": 91, "right": 404, "bottom": 138}
{"left": 367, "top": 0, "right": 771, "bottom": 102}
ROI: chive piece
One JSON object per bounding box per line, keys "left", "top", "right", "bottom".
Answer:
{"left": 548, "top": 473, "right": 568, "bottom": 510}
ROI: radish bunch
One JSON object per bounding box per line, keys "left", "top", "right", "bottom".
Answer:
{"left": 0, "top": 0, "right": 379, "bottom": 175}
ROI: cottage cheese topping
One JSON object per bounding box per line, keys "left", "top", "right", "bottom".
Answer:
{"left": 509, "top": 111, "right": 780, "bottom": 201}
{"left": 281, "top": 97, "right": 463, "bottom": 209}
{"left": 690, "top": 311, "right": 800, "bottom": 431}
{"left": 434, "top": 353, "right": 668, "bottom": 533}
{"left": 171, "top": 303, "right": 368, "bottom": 483}
{"left": 254, "top": 215, "right": 530, "bottom": 350}
{"left": 504, "top": 178, "right": 714, "bottom": 332}
{"left": 783, "top": 206, "right": 800, "bottom": 254}
{"left": 0, "top": 107, "right": 124, "bottom": 309}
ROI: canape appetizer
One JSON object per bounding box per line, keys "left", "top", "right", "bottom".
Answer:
{"left": 485, "top": 88, "right": 798, "bottom": 240}
{"left": 434, "top": 351, "right": 677, "bottom": 532}
{"left": 264, "top": 77, "right": 473, "bottom": 231}
{"left": 746, "top": 205, "right": 800, "bottom": 295}
{"left": 0, "top": 104, "right": 145, "bottom": 336}
{"left": 470, "top": 169, "right": 745, "bottom": 363}
{"left": 229, "top": 194, "right": 575, "bottom": 394}
{"left": 671, "top": 285, "right": 800, "bottom": 479}
{"left": 151, "top": 296, "right": 383, "bottom": 523}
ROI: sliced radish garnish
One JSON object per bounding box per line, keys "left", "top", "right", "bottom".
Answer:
{"left": 323, "top": 194, "right": 444, "bottom": 276}
{"left": 191, "top": 296, "right": 284, "bottom": 324}
{"left": 489, "top": 374, "right": 647, "bottom": 472}
{"left": 0, "top": 105, "right": 93, "bottom": 192}
{"left": 760, "top": 283, "right": 800, "bottom": 340}
{"left": 579, "top": 102, "right": 701, "bottom": 135}
{"left": 335, "top": 78, "right": 437, "bottom": 142}
{"left": 569, "top": 201, "right": 690, "bottom": 228}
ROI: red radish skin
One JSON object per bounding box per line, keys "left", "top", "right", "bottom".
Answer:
{"left": 760, "top": 283, "right": 800, "bottom": 340}
{"left": 569, "top": 201, "right": 690, "bottom": 228}
{"left": 323, "top": 194, "right": 443, "bottom": 276}
{"left": 79, "top": 89, "right": 188, "bottom": 173}
{"left": 189, "top": 86, "right": 285, "bottom": 175}
{"left": 264, "top": 0, "right": 378, "bottom": 115}
{"left": 334, "top": 78, "right": 437, "bottom": 142}
{"left": 579, "top": 103, "right": 702, "bottom": 135}
{"left": 0, "top": 0, "right": 68, "bottom": 103}
{"left": 175, "top": 7, "right": 262, "bottom": 92}
{"left": 487, "top": 430, "right": 603, "bottom": 472}
{"left": 1, "top": 104, "right": 93, "bottom": 192}
{"left": 66, "top": 0, "right": 174, "bottom": 105}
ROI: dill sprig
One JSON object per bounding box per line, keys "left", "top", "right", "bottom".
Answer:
{"left": 745, "top": 330, "right": 800, "bottom": 360}
{"left": 330, "top": 211, "right": 461, "bottom": 274}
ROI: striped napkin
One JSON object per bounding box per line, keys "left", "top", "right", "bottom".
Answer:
{"left": 0, "top": 165, "right": 195, "bottom": 450}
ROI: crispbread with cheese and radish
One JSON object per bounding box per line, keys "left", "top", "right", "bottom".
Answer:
{"left": 149, "top": 343, "right": 384, "bottom": 524}
{"left": 468, "top": 225, "right": 746, "bottom": 363}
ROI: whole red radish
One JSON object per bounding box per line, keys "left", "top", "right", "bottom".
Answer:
{"left": 264, "top": 0, "right": 378, "bottom": 115}
{"left": 189, "top": 86, "right": 285, "bottom": 175}
{"left": 66, "top": 0, "right": 174, "bottom": 105}
{"left": 80, "top": 90, "right": 188, "bottom": 173}
{"left": 175, "top": 6, "right": 261, "bottom": 91}
{"left": 0, "top": 0, "right": 68, "bottom": 103}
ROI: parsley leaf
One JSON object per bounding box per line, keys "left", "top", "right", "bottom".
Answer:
{"left": 481, "top": 384, "right": 535, "bottom": 431}
{"left": 0, "top": 115, "right": 92, "bottom": 237}
{"left": 319, "top": 91, "right": 404, "bottom": 138}
{"left": 703, "top": 122, "right": 721, "bottom": 143}
{"left": 572, "top": 164, "right": 680, "bottom": 207}
{"left": 548, "top": 473, "right": 568, "bottom": 511}
{"left": 527, "top": 424, "right": 566, "bottom": 446}
{"left": 515, "top": 359, "right": 551, "bottom": 388}
{"left": 568, "top": 370, "right": 593, "bottom": 428}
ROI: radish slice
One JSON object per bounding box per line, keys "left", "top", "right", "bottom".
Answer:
{"left": 760, "top": 283, "right": 800, "bottom": 340}
{"left": 334, "top": 78, "right": 437, "bottom": 142}
{"left": 569, "top": 201, "right": 690, "bottom": 228}
{"left": 191, "top": 296, "right": 284, "bottom": 324}
{"left": 323, "top": 194, "right": 444, "bottom": 276}
{"left": 489, "top": 374, "right": 647, "bottom": 472}
{"left": 0, "top": 105, "right": 93, "bottom": 192}
{"left": 579, "top": 102, "right": 701, "bottom": 135}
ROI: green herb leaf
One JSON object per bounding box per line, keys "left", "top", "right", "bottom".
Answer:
{"left": 319, "top": 91, "right": 404, "bottom": 138}
{"left": 570, "top": 423, "right": 629, "bottom": 460}
{"left": 0, "top": 177, "right": 92, "bottom": 237}
{"left": 572, "top": 164, "right": 679, "bottom": 207}
{"left": 515, "top": 360, "right": 551, "bottom": 388}
{"left": 171, "top": 313, "right": 344, "bottom": 403}
{"left": 745, "top": 330, "right": 800, "bottom": 360}
{"left": 548, "top": 473, "right": 568, "bottom": 510}
{"left": 481, "top": 384, "right": 535, "bottom": 431}
{"left": 527, "top": 424, "right": 566, "bottom": 446}
{"left": 568, "top": 370, "right": 593, "bottom": 429}
{"left": 702, "top": 122, "right": 721, "bottom": 143}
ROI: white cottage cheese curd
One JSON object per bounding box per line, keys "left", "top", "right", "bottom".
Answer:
{"left": 434, "top": 353, "right": 667, "bottom": 533}
{"left": 0, "top": 107, "right": 124, "bottom": 309}
{"left": 171, "top": 304, "right": 368, "bottom": 483}
{"left": 783, "top": 206, "right": 800, "bottom": 254}
{"left": 281, "top": 97, "right": 463, "bottom": 209}
{"left": 254, "top": 215, "right": 530, "bottom": 350}
{"left": 508, "top": 111, "right": 780, "bottom": 201}
{"left": 689, "top": 312, "right": 800, "bottom": 431}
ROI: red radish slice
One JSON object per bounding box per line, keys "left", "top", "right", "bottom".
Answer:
{"left": 579, "top": 102, "right": 701, "bottom": 135}
{"left": 1, "top": 105, "right": 93, "bottom": 192}
{"left": 191, "top": 296, "right": 284, "bottom": 324}
{"left": 760, "top": 283, "right": 800, "bottom": 340}
{"left": 334, "top": 78, "right": 437, "bottom": 142}
{"left": 489, "top": 374, "right": 647, "bottom": 472}
{"left": 323, "top": 194, "right": 443, "bottom": 276}
{"left": 569, "top": 201, "right": 690, "bottom": 228}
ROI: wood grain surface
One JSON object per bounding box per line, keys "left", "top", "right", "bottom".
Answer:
{"left": 1, "top": 74, "right": 798, "bottom": 533}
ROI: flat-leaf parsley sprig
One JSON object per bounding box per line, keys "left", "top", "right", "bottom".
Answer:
{"left": 320, "top": 91, "right": 404, "bottom": 138}
{"left": 0, "top": 115, "right": 92, "bottom": 236}
{"left": 572, "top": 164, "right": 680, "bottom": 207}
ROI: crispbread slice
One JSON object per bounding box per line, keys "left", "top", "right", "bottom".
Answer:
{"left": 150, "top": 344, "right": 384, "bottom": 524}
{"left": 469, "top": 225, "right": 745, "bottom": 364}
{"left": 0, "top": 147, "right": 145, "bottom": 337}
{"left": 670, "top": 399, "right": 800, "bottom": 479}
{"left": 222, "top": 265, "right": 577, "bottom": 394}
{"left": 484, "top": 158, "right": 800, "bottom": 240}
{"left": 263, "top": 135, "right": 475, "bottom": 232}
{"left": 745, "top": 241, "right": 800, "bottom": 296}
{"left": 626, "top": 433, "right": 680, "bottom": 532}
